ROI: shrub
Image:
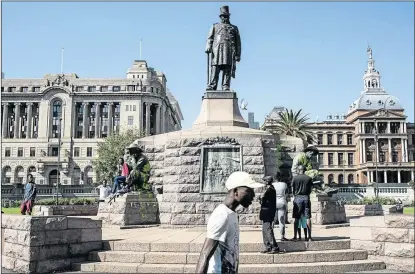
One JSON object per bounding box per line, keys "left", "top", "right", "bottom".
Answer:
{"left": 23, "top": 197, "right": 99, "bottom": 206}
{"left": 344, "top": 196, "right": 397, "bottom": 205}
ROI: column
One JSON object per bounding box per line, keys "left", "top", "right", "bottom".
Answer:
{"left": 404, "top": 122, "right": 407, "bottom": 133}
{"left": 384, "top": 170, "right": 387, "bottom": 183}
{"left": 26, "top": 103, "right": 33, "bottom": 138}
{"left": 155, "top": 104, "right": 161, "bottom": 134}
{"left": 160, "top": 104, "right": 165, "bottom": 133}
{"left": 388, "top": 138, "right": 392, "bottom": 162}
{"left": 362, "top": 140, "right": 366, "bottom": 162}
{"left": 2, "top": 103, "right": 9, "bottom": 138}
{"left": 107, "top": 103, "right": 113, "bottom": 136}
{"left": 387, "top": 122, "right": 390, "bottom": 134}
{"left": 411, "top": 170, "right": 414, "bottom": 181}
{"left": 137, "top": 100, "right": 142, "bottom": 133}
{"left": 14, "top": 103, "right": 21, "bottom": 138}
{"left": 404, "top": 140, "right": 408, "bottom": 162}
{"left": 401, "top": 138, "right": 405, "bottom": 162}
{"left": 82, "top": 103, "right": 89, "bottom": 138}
{"left": 145, "top": 102, "right": 151, "bottom": 136}
{"left": 95, "top": 103, "right": 101, "bottom": 138}
{"left": 397, "top": 170, "right": 401, "bottom": 183}
{"left": 368, "top": 171, "right": 372, "bottom": 183}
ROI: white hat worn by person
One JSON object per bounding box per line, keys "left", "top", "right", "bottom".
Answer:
{"left": 225, "top": 171, "right": 265, "bottom": 190}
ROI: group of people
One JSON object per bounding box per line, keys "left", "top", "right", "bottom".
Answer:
{"left": 259, "top": 164, "right": 314, "bottom": 253}
{"left": 195, "top": 163, "right": 315, "bottom": 274}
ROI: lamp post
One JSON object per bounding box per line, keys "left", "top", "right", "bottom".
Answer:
{"left": 56, "top": 117, "right": 62, "bottom": 205}
{"left": 373, "top": 119, "right": 379, "bottom": 201}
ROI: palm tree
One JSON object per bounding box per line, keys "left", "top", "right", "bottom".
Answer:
{"left": 275, "top": 108, "right": 314, "bottom": 143}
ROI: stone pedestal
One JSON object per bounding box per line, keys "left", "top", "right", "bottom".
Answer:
{"left": 96, "top": 192, "right": 159, "bottom": 226}
{"left": 310, "top": 193, "right": 347, "bottom": 225}
{"left": 193, "top": 91, "right": 249, "bottom": 128}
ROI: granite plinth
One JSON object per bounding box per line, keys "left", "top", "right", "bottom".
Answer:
{"left": 310, "top": 193, "right": 347, "bottom": 225}
{"left": 97, "top": 192, "right": 159, "bottom": 227}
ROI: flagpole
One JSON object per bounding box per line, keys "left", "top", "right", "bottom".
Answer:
{"left": 61, "top": 48, "right": 64, "bottom": 75}
{"left": 140, "top": 38, "right": 142, "bottom": 60}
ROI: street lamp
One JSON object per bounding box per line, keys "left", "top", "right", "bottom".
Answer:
{"left": 56, "top": 117, "right": 62, "bottom": 205}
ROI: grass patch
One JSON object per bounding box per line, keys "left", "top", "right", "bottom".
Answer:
{"left": 404, "top": 207, "right": 414, "bottom": 215}
{"left": 1, "top": 207, "right": 21, "bottom": 214}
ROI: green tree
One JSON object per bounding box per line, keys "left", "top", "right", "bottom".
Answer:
{"left": 275, "top": 108, "right": 314, "bottom": 143}
{"left": 93, "top": 128, "right": 144, "bottom": 183}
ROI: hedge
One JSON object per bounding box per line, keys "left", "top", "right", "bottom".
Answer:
{"left": 3, "top": 198, "right": 98, "bottom": 208}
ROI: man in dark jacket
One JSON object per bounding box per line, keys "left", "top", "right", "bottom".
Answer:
{"left": 259, "top": 176, "right": 279, "bottom": 253}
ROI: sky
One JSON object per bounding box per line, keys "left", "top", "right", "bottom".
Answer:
{"left": 2, "top": 2, "right": 414, "bottom": 128}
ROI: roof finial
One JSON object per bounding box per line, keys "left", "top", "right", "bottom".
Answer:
{"left": 367, "top": 45, "right": 372, "bottom": 60}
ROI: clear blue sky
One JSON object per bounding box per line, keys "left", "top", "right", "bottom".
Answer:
{"left": 2, "top": 2, "right": 414, "bottom": 128}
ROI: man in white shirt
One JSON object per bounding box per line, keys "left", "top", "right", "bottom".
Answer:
{"left": 97, "top": 179, "right": 111, "bottom": 202}
{"left": 272, "top": 174, "right": 289, "bottom": 241}
{"left": 196, "top": 171, "right": 264, "bottom": 274}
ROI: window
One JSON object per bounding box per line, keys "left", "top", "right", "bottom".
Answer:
{"left": 126, "top": 105, "right": 129, "bottom": 111}
{"left": 347, "top": 134, "right": 353, "bottom": 145}
{"left": 76, "top": 86, "right": 83, "bottom": 92}
{"left": 317, "top": 134, "right": 323, "bottom": 145}
{"left": 133, "top": 105, "right": 136, "bottom": 111}
{"left": 318, "top": 153, "right": 324, "bottom": 167}
{"left": 338, "top": 153, "right": 344, "bottom": 166}
{"left": 337, "top": 134, "right": 343, "bottom": 145}
{"left": 21, "top": 87, "right": 28, "bottom": 92}
{"left": 88, "top": 86, "right": 96, "bottom": 92}
{"left": 412, "top": 134, "right": 415, "bottom": 146}
{"left": 127, "top": 85, "right": 135, "bottom": 91}
{"left": 1, "top": 87, "right": 4, "bottom": 92}
{"left": 328, "top": 153, "right": 334, "bottom": 166}
{"left": 327, "top": 134, "right": 333, "bottom": 145}
{"left": 366, "top": 151, "right": 373, "bottom": 162}
{"left": 5, "top": 147, "right": 11, "bottom": 157}
{"left": 30, "top": 147, "right": 36, "bottom": 157}
{"left": 74, "top": 147, "right": 80, "bottom": 157}
{"left": 33, "top": 87, "right": 40, "bottom": 92}
{"left": 101, "top": 86, "right": 108, "bottom": 92}
{"left": 392, "top": 151, "right": 398, "bottom": 162}
{"left": 348, "top": 153, "right": 354, "bottom": 166}
{"left": 364, "top": 122, "right": 374, "bottom": 134}
{"left": 379, "top": 151, "right": 385, "bottom": 162}
{"left": 51, "top": 100, "right": 62, "bottom": 138}
{"left": 128, "top": 116, "right": 134, "bottom": 125}
{"left": 51, "top": 147, "right": 59, "bottom": 156}
{"left": 9, "top": 87, "right": 16, "bottom": 92}
{"left": 17, "top": 147, "right": 23, "bottom": 157}
{"left": 87, "top": 147, "right": 93, "bottom": 157}
{"left": 113, "top": 86, "right": 121, "bottom": 92}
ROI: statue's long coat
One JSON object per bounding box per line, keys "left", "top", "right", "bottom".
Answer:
{"left": 206, "top": 22, "right": 241, "bottom": 76}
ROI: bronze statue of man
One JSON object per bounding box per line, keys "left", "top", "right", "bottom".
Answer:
{"left": 205, "top": 6, "right": 241, "bottom": 91}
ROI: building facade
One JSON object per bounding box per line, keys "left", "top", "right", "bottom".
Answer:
{"left": 247, "top": 112, "right": 259, "bottom": 129}
{"left": 1, "top": 60, "right": 183, "bottom": 186}
{"left": 264, "top": 49, "right": 415, "bottom": 184}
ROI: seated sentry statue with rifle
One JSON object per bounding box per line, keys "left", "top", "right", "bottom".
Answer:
{"left": 108, "top": 143, "right": 152, "bottom": 203}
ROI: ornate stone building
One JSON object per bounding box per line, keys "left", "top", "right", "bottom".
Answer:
{"left": 264, "top": 48, "right": 415, "bottom": 184}
{"left": 1, "top": 60, "right": 183, "bottom": 186}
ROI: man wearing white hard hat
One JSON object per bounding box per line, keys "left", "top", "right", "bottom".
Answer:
{"left": 196, "top": 171, "right": 264, "bottom": 274}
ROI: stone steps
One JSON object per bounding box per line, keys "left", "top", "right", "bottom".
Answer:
{"left": 88, "top": 249, "right": 368, "bottom": 264}
{"left": 72, "top": 260, "right": 386, "bottom": 273}
{"left": 102, "top": 238, "right": 351, "bottom": 253}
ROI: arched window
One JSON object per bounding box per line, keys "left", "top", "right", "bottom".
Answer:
{"left": 73, "top": 167, "right": 81, "bottom": 185}
{"left": 51, "top": 100, "right": 62, "bottom": 138}
{"left": 2, "top": 166, "right": 12, "bottom": 184}
{"left": 49, "top": 169, "right": 60, "bottom": 186}
{"left": 348, "top": 174, "right": 354, "bottom": 184}
{"left": 150, "top": 87, "right": 154, "bottom": 92}
{"left": 15, "top": 166, "right": 25, "bottom": 184}
{"left": 84, "top": 166, "right": 94, "bottom": 185}
{"left": 328, "top": 174, "right": 334, "bottom": 184}
{"left": 338, "top": 174, "right": 344, "bottom": 184}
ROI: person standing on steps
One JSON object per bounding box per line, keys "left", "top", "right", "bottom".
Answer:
{"left": 272, "top": 173, "right": 289, "bottom": 241}
{"left": 291, "top": 165, "right": 314, "bottom": 241}
{"left": 195, "top": 171, "right": 264, "bottom": 274}
{"left": 259, "top": 176, "right": 279, "bottom": 253}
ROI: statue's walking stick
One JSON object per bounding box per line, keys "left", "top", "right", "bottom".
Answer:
{"left": 207, "top": 53, "right": 210, "bottom": 86}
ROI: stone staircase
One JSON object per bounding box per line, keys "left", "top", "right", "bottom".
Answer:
{"left": 72, "top": 239, "right": 386, "bottom": 273}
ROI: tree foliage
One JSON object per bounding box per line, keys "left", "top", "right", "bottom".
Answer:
{"left": 93, "top": 128, "right": 143, "bottom": 183}
{"left": 275, "top": 108, "right": 314, "bottom": 143}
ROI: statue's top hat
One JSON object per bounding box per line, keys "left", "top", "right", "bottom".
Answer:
{"left": 219, "top": 6, "right": 231, "bottom": 17}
